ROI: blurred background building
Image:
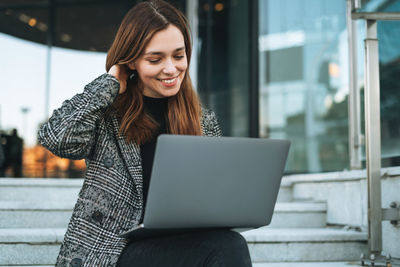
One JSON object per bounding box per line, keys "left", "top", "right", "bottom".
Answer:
{"left": 0, "top": 0, "right": 399, "bottom": 177}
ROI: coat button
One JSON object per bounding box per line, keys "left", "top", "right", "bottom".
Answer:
{"left": 92, "top": 210, "right": 103, "bottom": 223}
{"left": 70, "top": 258, "right": 82, "bottom": 267}
{"left": 103, "top": 157, "right": 114, "bottom": 168}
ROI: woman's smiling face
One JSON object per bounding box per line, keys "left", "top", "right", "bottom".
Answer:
{"left": 129, "top": 24, "right": 188, "bottom": 98}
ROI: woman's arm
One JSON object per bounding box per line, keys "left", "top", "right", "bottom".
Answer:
{"left": 38, "top": 74, "right": 120, "bottom": 159}
{"left": 201, "top": 108, "right": 223, "bottom": 137}
{"left": 210, "top": 110, "right": 222, "bottom": 137}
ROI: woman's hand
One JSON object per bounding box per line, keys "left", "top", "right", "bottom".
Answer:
{"left": 108, "top": 65, "right": 129, "bottom": 94}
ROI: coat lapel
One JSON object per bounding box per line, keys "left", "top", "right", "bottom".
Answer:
{"left": 110, "top": 116, "right": 143, "bottom": 188}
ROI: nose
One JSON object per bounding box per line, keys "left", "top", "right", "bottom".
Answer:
{"left": 163, "top": 59, "right": 177, "bottom": 75}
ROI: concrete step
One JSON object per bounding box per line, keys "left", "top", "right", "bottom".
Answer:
{"left": 0, "top": 264, "right": 361, "bottom": 267}
{"left": 0, "top": 201, "right": 74, "bottom": 228}
{"left": 269, "top": 202, "right": 327, "bottom": 228}
{"left": 0, "top": 227, "right": 368, "bottom": 265}
{"left": 277, "top": 181, "right": 293, "bottom": 202}
{"left": 242, "top": 228, "right": 368, "bottom": 262}
{"left": 253, "top": 262, "right": 361, "bottom": 267}
{"left": 0, "top": 178, "right": 82, "bottom": 202}
{"left": 0, "top": 228, "right": 64, "bottom": 265}
{"left": 0, "top": 201, "right": 326, "bottom": 229}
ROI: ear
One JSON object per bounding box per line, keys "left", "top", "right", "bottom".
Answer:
{"left": 127, "top": 62, "right": 136, "bottom": 70}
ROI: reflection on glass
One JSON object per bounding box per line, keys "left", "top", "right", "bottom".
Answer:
{"left": 0, "top": 7, "right": 48, "bottom": 45}
{"left": 358, "top": 0, "right": 400, "bottom": 12}
{"left": 356, "top": 1, "right": 400, "bottom": 167}
{"left": 378, "top": 19, "right": 400, "bottom": 166}
{"left": 0, "top": 33, "right": 106, "bottom": 178}
{"left": 0, "top": 33, "right": 47, "bottom": 177}
{"left": 259, "top": 0, "right": 349, "bottom": 173}
{"left": 197, "top": 0, "right": 249, "bottom": 136}
{"left": 0, "top": 0, "right": 135, "bottom": 178}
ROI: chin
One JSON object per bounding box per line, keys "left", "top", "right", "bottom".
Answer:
{"left": 162, "top": 89, "right": 180, "bottom": 98}
{"left": 160, "top": 86, "right": 181, "bottom": 98}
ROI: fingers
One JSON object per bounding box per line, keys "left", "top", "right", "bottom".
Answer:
{"left": 108, "top": 64, "right": 129, "bottom": 94}
{"left": 119, "top": 80, "right": 127, "bottom": 94}
{"left": 108, "top": 65, "right": 119, "bottom": 78}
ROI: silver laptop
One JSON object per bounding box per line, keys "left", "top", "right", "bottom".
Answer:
{"left": 119, "top": 135, "right": 290, "bottom": 239}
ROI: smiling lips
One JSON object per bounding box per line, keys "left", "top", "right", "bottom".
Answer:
{"left": 159, "top": 76, "right": 178, "bottom": 87}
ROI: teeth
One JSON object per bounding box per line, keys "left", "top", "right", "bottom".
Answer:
{"left": 161, "top": 78, "right": 176, "bottom": 84}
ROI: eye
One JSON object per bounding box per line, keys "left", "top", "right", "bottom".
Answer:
{"left": 148, "top": 58, "right": 161, "bottom": 64}
{"left": 174, "top": 55, "right": 185, "bottom": 60}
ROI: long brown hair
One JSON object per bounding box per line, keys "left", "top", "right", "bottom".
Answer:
{"left": 106, "top": 0, "right": 202, "bottom": 145}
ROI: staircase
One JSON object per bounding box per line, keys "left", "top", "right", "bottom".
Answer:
{"left": 0, "top": 178, "right": 81, "bottom": 266}
{"left": 243, "top": 178, "right": 368, "bottom": 266}
{"left": 0, "top": 177, "right": 367, "bottom": 266}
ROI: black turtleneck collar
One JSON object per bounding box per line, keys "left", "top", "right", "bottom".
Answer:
{"left": 143, "top": 95, "right": 168, "bottom": 121}
{"left": 143, "top": 95, "right": 168, "bottom": 108}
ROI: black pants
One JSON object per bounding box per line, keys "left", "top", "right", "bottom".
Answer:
{"left": 117, "top": 229, "right": 252, "bottom": 267}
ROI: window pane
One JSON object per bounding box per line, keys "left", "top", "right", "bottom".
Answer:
{"left": 378, "top": 0, "right": 400, "bottom": 167}
{"left": 359, "top": 0, "right": 400, "bottom": 12}
{"left": 379, "top": 18, "right": 400, "bottom": 166}
{"left": 259, "top": 0, "right": 349, "bottom": 173}
{"left": 0, "top": 7, "right": 48, "bottom": 177}
{"left": 198, "top": 0, "right": 249, "bottom": 136}
{"left": 357, "top": 1, "right": 400, "bottom": 167}
{"left": 0, "top": 3, "right": 117, "bottom": 178}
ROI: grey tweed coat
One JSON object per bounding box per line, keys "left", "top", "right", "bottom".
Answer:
{"left": 38, "top": 74, "right": 222, "bottom": 267}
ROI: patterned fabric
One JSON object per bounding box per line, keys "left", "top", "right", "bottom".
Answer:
{"left": 38, "top": 74, "right": 222, "bottom": 267}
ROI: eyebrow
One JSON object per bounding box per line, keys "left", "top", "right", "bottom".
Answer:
{"left": 144, "top": 47, "right": 185, "bottom": 55}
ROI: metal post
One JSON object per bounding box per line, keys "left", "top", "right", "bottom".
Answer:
{"left": 364, "top": 19, "right": 382, "bottom": 254}
{"left": 43, "top": 0, "right": 55, "bottom": 178}
{"left": 249, "top": 0, "right": 259, "bottom": 137}
{"left": 347, "top": 0, "right": 362, "bottom": 169}
{"left": 205, "top": 0, "right": 213, "bottom": 107}
{"left": 186, "top": 0, "right": 198, "bottom": 90}
{"left": 45, "top": 0, "right": 54, "bottom": 120}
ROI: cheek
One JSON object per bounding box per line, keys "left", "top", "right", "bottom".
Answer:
{"left": 177, "top": 60, "right": 188, "bottom": 72}
{"left": 137, "top": 65, "right": 161, "bottom": 79}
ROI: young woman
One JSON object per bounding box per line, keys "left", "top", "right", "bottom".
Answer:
{"left": 38, "top": 1, "right": 252, "bottom": 266}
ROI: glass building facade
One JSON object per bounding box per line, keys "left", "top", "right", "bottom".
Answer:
{"left": 0, "top": 0, "right": 399, "bottom": 177}
{"left": 258, "top": 0, "right": 349, "bottom": 173}
{"left": 197, "top": 0, "right": 251, "bottom": 137}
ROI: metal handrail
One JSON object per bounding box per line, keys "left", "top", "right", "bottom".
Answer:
{"left": 350, "top": 3, "right": 400, "bottom": 266}
{"left": 352, "top": 12, "right": 400, "bottom": 20}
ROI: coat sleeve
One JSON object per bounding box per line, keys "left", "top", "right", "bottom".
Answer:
{"left": 201, "top": 108, "right": 223, "bottom": 137}
{"left": 38, "top": 74, "right": 120, "bottom": 160}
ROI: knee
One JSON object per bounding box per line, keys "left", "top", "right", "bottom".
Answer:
{"left": 209, "top": 230, "right": 252, "bottom": 267}
{"left": 226, "top": 230, "right": 248, "bottom": 248}
{"left": 212, "top": 230, "right": 248, "bottom": 250}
